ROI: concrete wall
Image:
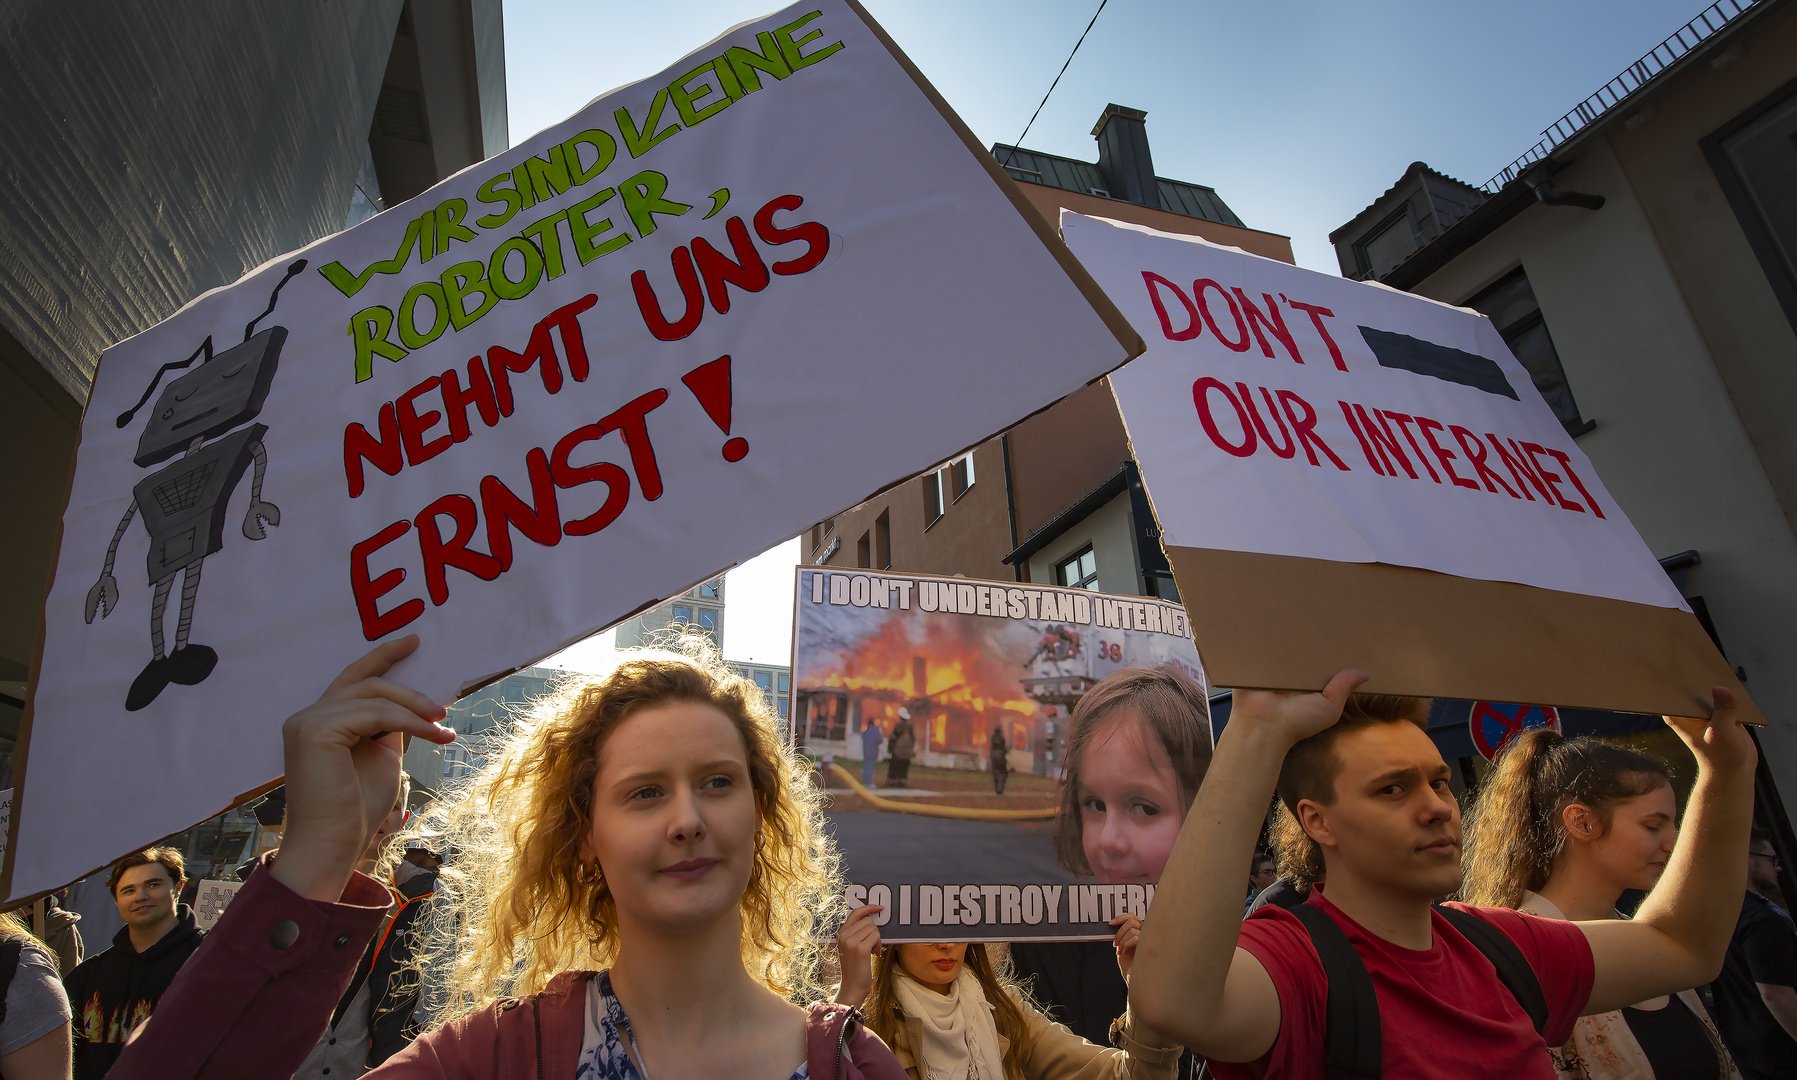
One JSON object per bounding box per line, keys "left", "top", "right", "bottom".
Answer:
{"left": 1024, "top": 491, "right": 1142, "bottom": 597}
{"left": 1412, "top": 137, "right": 1797, "bottom": 791}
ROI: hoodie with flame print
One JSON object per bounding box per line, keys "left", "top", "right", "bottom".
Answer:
{"left": 62, "top": 905, "right": 202, "bottom": 1080}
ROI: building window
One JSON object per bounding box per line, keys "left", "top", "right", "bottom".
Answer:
{"left": 1356, "top": 206, "right": 1421, "bottom": 279}
{"left": 949, "top": 453, "right": 975, "bottom": 501}
{"left": 672, "top": 605, "right": 693, "bottom": 625}
{"left": 824, "top": 517, "right": 835, "bottom": 537}
{"left": 778, "top": 697, "right": 789, "bottom": 719}
{"left": 778, "top": 673, "right": 791, "bottom": 694}
{"left": 1467, "top": 268, "right": 1594, "bottom": 437}
{"left": 1146, "top": 570, "right": 1181, "bottom": 603}
{"left": 1703, "top": 85, "right": 1797, "bottom": 335}
{"left": 857, "top": 532, "right": 871, "bottom": 568}
{"left": 875, "top": 512, "right": 891, "bottom": 570}
{"left": 699, "top": 580, "right": 720, "bottom": 599}
{"left": 755, "top": 671, "right": 772, "bottom": 692}
{"left": 1056, "top": 546, "right": 1098, "bottom": 590}
{"left": 810, "top": 524, "right": 821, "bottom": 553}
{"left": 924, "top": 471, "right": 944, "bottom": 525}
{"left": 698, "top": 609, "right": 717, "bottom": 636}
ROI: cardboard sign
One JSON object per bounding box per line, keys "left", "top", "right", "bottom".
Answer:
{"left": 1064, "top": 212, "right": 1755, "bottom": 723}
{"left": 191, "top": 878, "right": 244, "bottom": 933}
{"left": 792, "top": 568, "right": 1207, "bottom": 941}
{"left": 6, "top": 1, "right": 1141, "bottom": 902}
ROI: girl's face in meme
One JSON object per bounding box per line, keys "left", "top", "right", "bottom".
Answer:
{"left": 582, "top": 701, "right": 762, "bottom": 937}
{"left": 1078, "top": 707, "right": 1186, "bottom": 885}
{"left": 897, "top": 942, "right": 968, "bottom": 992}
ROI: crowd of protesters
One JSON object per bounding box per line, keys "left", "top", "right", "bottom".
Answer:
{"left": 0, "top": 632, "right": 1778, "bottom": 1080}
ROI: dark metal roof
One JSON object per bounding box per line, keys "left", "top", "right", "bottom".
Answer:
{"left": 991, "top": 143, "right": 1246, "bottom": 228}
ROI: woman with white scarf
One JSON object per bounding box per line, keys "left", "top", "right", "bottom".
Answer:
{"left": 835, "top": 906, "right": 1182, "bottom": 1080}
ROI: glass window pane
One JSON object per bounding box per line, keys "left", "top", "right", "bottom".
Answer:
{"left": 755, "top": 672, "right": 772, "bottom": 690}
{"left": 673, "top": 606, "right": 691, "bottom": 623}
{"left": 699, "top": 609, "right": 716, "bottom": 630}
{"left": 778, "top": 698, "right": 789, "bottom": 718}
{"left": 778, "top": 673, "right": 790, "bottom": 692}
{"left": 1362, "top": 215, "right": 1419, "bottom": 278}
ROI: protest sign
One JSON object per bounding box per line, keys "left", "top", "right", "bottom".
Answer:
{"left": 191, "top": 878, "right": 243, "bottom": 933}
{"left": 1063, "top": 212, "right": 1757, "bottom": 722}
{"left": 792, "top": 567, "right": 1207, "bottom": 942}
{"left": 5, "top": 1, "right": 1142, "bottom": 902}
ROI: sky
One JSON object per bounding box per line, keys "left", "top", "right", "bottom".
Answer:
{"left": 525, "top": 0, "right": 1713, "bottom": 671}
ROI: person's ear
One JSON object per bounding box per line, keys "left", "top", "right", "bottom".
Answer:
{"left": 1297, "top": 799, "right": 1339, "bottom": 851}
{"left": 1562, "top": 803, "right": 1598, "bottom": 842}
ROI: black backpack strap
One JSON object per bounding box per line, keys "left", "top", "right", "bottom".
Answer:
{"left": 1291, "top": 904, "right": 1382, "bottom": 1080}
{"left": 1434, "top": 906, "right": 1549, "bottom": 1037}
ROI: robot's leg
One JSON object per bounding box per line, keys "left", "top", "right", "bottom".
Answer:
{"left": 166, "top": 559, "right": 216, "bottom": 687}
{"left": 147, "top": 575, "right": 173, "bottom": 660}
{"left": 128, "top": 574, "right": 179, "bottom": 711}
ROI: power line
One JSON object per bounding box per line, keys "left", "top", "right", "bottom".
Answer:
{"left": 1001, "top": 0, "right": 1112, "bottom": 167}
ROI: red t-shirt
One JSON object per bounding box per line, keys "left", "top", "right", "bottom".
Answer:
{"left": 1209, "top": 887, "right": 1594, "bottom": 1080}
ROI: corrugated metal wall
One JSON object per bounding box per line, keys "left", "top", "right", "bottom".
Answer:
{"left": 0, "top": 0, "right": 404, "bottom": 399}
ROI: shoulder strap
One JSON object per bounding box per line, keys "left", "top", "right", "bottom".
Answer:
{"left": 1434, "top": 906, "right": 1548, "bottom": 1037}
{"left": 1291, "top": 904, "right": 1381, "bottom": 1080}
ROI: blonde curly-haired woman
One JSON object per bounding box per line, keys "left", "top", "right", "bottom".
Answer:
{"left": 111, "top": 635, "right": 906, "bottom": 1080}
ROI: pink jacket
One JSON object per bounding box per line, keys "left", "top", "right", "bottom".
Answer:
{"left": 111, "top": 862, "right": 906, "bottom": 1080}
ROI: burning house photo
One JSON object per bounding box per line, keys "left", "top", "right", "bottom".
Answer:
{"left": 791, "top": 568, "right": 1207, "bottom": 941}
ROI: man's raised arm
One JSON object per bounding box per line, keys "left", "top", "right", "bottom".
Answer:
{"left": 1130, "top": 671, "right": 1367, "bottom": 1062}
{"left": 1579, "top": 687, "right": 1758, "bottom": 1014}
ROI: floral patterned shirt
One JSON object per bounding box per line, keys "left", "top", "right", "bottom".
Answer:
{"left": 576, "top": 971, "right": 810, "bottom": 1080}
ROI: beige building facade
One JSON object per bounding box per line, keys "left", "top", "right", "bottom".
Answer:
{"left": 1332, "top": 0, "right": 1797, "bottom": 794}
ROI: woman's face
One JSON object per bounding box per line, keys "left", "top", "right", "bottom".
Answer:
{"left": 896, "top": 942, "right": 968, "bottom": 994}
{"left": 1078, "top": 709, "right": 1187, "bottom": 885}
{"left": 583, "top": 701, "right": 761, "bottom": 938}
{"left": 1569, "top": 783, "right": 1678, "bottom": 894}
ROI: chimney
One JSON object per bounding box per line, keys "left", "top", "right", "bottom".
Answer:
{"left": 1091, "top": 104, "right": 1159, "bottom": 209}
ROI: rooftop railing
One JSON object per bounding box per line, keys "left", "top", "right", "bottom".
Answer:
{"left": 1481, "top": 0, "right": 1761, "bottom": 193}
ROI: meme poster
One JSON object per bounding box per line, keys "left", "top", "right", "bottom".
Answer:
{"left": 791, "top": 568, "right": 1208, "bottom": 942}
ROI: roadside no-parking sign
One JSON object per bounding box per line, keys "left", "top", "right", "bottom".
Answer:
{"left": 1468, "top": 702, "right": 1561, "bottom": 761}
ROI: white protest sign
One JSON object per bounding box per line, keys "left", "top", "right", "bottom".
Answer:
{"left": 1065, "top": 212, "right": 1753, "bottom": 719}
{"left": 7, "top": 2, "right": 1138, "bottom": 901}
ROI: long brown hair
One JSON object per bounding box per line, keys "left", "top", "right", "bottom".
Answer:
{"left": 864, "top": 943, "right": 1033, "bottom": 1080}
{"left": 1271, "top": 694, "right": 1432, "bottom": 890}
{"left": 398, "top": 637, "right": 841, "bottom": 1021}
{"left": 1054, "top": 666, "right": 1213, "bottom": 876}
{"left": 1461, "top": 728, "right": 1672, "bottom": 909}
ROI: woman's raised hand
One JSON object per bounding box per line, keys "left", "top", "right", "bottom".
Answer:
{"left": 834, "top": 904, "right": 884, "bottom": 1007}
{"left": 272, "top": 636, "right": 454, "bottom": 902}
{"left": 1111, "top": 912, "right": 1142, "bottom": 981}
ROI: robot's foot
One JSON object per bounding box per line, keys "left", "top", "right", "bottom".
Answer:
{"left": 126, "top": 658, "right": 172, "bottom": 712}
{"left": 124, "top": 646, "right": 219, "bottom": 712}
{"left": 166, "top": 645, "right": 217, "bottom": 685}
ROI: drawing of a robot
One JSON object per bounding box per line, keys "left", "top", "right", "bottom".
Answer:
{"left": 85, "top": 259, "right": 306, "bottom": 711}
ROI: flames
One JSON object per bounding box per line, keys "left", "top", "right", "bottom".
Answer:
{"left": 814, "top": 615, "right": 1036, "bottom": 716}
{"left": 82, "top": 992, "right": 103, "bottom": 1041}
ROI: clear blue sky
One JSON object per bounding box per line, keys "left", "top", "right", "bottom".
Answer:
{"left": 503, "top": 0, "right": 1712, "bottom": 272}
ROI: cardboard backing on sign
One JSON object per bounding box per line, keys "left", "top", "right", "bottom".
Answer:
{"left": 1167, "top": 546, "right": 1763, "bottom": 725}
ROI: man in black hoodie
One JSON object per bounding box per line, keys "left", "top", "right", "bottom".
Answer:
{"left": 63, "top": 847, "right": 204, "bottom": 1079}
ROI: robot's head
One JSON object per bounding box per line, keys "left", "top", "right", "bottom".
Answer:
{"left": 120, "top": 258, "right": 306, "bottom": 467}
{"left": 132, "top": 329, "right": 284, "bottom": 467}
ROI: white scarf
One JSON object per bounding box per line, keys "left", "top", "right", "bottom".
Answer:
{"left": 891, "top": 966, "right": 1007, "bottom": 1080}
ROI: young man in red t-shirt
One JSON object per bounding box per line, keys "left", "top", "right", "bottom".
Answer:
{"left": 1129, "top": 671, "right": 1755, "bottom": 1079}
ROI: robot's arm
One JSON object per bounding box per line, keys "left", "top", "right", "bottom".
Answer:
{"left": 242, "top": 439, "right": 281, "bottom": 541}
{"left": 85, "top": 500, "right": 136, "bottom": 622}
